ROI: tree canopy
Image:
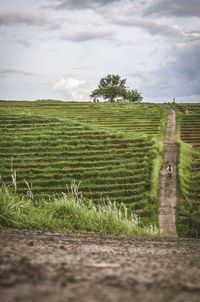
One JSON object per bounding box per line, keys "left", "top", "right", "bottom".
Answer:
{"left": 90, "top": 74, "right": 143, "bottom": 103}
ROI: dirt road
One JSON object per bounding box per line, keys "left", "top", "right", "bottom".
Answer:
{"left": 159, "top": 104, "right": 178, "bottom": 236}
{"left": 0, "top": 229, "right": 200, "bottom": 302}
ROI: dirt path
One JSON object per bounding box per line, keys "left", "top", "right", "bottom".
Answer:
{"left": 158, "top": 104, "right": 178, "bottom": 236}
{"left": 0, "top": 229, "right": 200, "bottom": 302}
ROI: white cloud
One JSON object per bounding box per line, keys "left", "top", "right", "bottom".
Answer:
{"left": 112, "top": 17, "right": 185, "bottom": 39}
{"left": 0, "top": 0, "right": 200, "bottom": 101}
{"left": 53, "top": 78, "right": 91, "bottom": 101}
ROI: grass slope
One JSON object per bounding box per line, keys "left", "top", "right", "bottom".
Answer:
{"left": 172, "top": 103, "right": 200, "bottom": 148}
{"left": 171, "top": 103, "right": 200, "bottom": 237}
{"left": 0, "top": 100, "right": 167, "bottom": 228}
{"left": 0, "top": 183, "right": 164, "bottom": 236}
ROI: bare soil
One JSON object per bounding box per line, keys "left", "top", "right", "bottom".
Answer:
{"left": 159, "top": 105, "right": 178, "bottom": 236}
{"left": 0, "top": 229, "right": 200, "bottom": 302}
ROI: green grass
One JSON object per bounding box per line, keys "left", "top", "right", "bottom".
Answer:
{"left": 176, "top": 141, "right": 200, "bottom": 238}
{"left": 0, "top": 183, "right": 164, "bottom": 236}
{"left": 171, "top": 103, "right": 200, "bottom": 148}
{"left": 170, "top": 103, "right": 200, "bottom": 238}
{"left": 0, "top": 101, "right": 167, "bottom": 139}
{"left": 0, "top": 100, "right": 168, "bottom": 230}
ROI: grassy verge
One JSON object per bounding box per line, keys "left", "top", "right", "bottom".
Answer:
{"left": 170, "top": 104, "right": 200, "bottom": 238}
{"left": 0, "top": 182, "right": 165, "bottom": 237}
{"left": 170, "top": 103, "right": 183, "bottom": 139}
{"left": 176, "top": 141, "right": 200, "bottom": 238}
{"left": 130, "top": 137, "right": 164, "bottom": 225}
{"left": 150, "top": 139, "right": 164, "bottom": 199}
{"left": 147, "top": 139, "right": 164, "bottom": 223}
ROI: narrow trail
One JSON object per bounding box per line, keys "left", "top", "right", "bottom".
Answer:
{"left": 158, "top": 104, "right": 178, "bottom": 236}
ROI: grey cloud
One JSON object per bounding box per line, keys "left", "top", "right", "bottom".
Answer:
{"left": 139, "top": 42, "right": 200, "bottom": 97}
{"left": 0, "top": 11, "right": 61, "bottom": 30}
{"left": 167, "top": 43, "right": 200, "bottom": 95}
{"left": 113, "top": 17, "right": 184, "bottom": 38}
{"left": 144, "top": 0, "right": 200, "bottom": 18}
{"left": 0, "top": 69, "right": 35, "bottom": 78}
{"left": 16, "top": 38, "right": 31, "bottom": 47}
{"left": 61, "top": 30, "right": 114, "bottom": 42}
{"left": 17, "top": 39, "right": 31, "bottom": 47}
{"left": 0, "top": 11, "right": 46, "bottom": 26}
{"left": 51, "top": 0, "right": 121, "bottom": 10}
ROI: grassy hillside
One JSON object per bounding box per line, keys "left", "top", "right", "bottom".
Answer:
{"left": 172, "top": 103, "right": 200, "bottom": 148}
{"left": 171, "top": 103, "right": 200, "bottom": 237}
{"left": 0, "top": 101, "right": 167, "bottom": 137}
{"left": 0, "top": 101, "right": 167, "bottom": 226}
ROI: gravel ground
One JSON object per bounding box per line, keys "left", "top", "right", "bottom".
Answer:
{"left": 0, "top": 229, "right": 200, "bottom": 302}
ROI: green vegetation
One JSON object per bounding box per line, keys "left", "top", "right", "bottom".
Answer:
{"left": 0, "top": 100, "right": 167, "bottom": 232}
{"left": 0, "top": 101, "right": 167, "bottom": 137}
{"left": 176, "top": 141, "right": 200, "bottom": 238}
{"left": 90, "top": 74, "right": 143, "bottom": 102}
{"left": 172, "top": 103, "right": 200, "bottom": 238}
{"left": 0, "top": 183, "right": 164, "bottom": 236}
{"left": 172, "top": 103, "right": 200, "bottom": 148}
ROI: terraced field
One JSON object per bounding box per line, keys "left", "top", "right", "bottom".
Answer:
{"left": 0, "top": 101, "right": 167, "bottom": 137}
{"left": 176, "top": 142, "right": 200, "bottom": 237}
{"left": 0, "top": 101, "right": 167, "bottom": 223}
{"left": 172, "top": 103, "right": 200, "bottom": 148}
{"left": 171, "top": 103, "right": 200, "bottom": 237}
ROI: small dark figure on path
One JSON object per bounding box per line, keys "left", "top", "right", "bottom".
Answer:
{"left": 167, "top": 164, "right": 173, "bottom": 180}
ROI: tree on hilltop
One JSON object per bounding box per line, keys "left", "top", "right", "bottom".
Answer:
{"left": 98, "top": 74, "right": 127, "bottom": 89}
{"left": 90, "top": 74, "right": 142, "bottom": 103}
{"left": 124, "top": 89, "right": 143, "bottom": 103}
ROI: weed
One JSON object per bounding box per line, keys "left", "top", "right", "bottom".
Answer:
{"left": 0, "top": 182, "right": 165, "bottom": 236}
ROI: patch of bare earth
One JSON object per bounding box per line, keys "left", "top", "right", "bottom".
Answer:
{"left": 0, "top": 229, "right": 200, "bottom": 302}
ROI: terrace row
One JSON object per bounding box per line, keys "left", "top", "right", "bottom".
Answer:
{"left": 172, "top": 103, "right": 200, "bottom": 148}
{"left": 0, "top": 101, "right": 167, "bottom": 138}
{"left": 0, "top": 113, "right": 154, "bottom": 208}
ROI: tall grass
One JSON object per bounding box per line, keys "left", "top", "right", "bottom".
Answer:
{"left": 149, "top": 139, "right": 164, "bottom": 200}
{"left": 0, "top": 181, "right": 164, "bottom": 237}
{"left": 170, "top": 103, "right": 183, "bottom": 139}
{"left": 176, "top": 141, "right": 193, "bottom": 196}
{"left": 176, "top": 141, "right": 200, "bottom": 238}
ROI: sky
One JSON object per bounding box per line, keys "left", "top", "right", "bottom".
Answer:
{"left": 0, "top": 0, "right": 200, "bottom": 103}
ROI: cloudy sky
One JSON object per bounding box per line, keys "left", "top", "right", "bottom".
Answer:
{"left": 0, "top": 0, "right": 200, "bottom": 102}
